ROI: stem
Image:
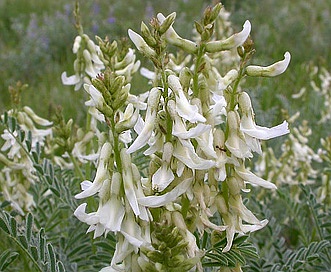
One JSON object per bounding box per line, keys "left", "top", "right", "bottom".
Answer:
{"left": 69, "top": 153, "right": 84, "bottom": 181}
{"left": 84, "top": 110, "right": 92, "bottom": 180}
{"left": 110, "top": 117, "right": 122, "bottom": 173}
{"left": 8, "top": 232, "right": 43, "bottom": 272}
{"left": 192, "top": 45, "right": 205, "bottom": 97}
{"left": 161, "top": 63, "right": 173, "bottom": 143}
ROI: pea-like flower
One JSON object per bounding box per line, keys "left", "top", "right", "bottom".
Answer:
{"left": 246, "top": 52, "right": 291, "bottom": 77}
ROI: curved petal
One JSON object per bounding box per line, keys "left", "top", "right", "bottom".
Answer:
{"left": 138, "top": 177, "right": 192, "bottom": 207}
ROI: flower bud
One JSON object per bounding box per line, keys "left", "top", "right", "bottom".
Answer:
{"left": 128, "top": 29, "right": 157, "bottom": 59}
{"left": 179, "top": 67, "right": 192, "bottom": 91}
{"left": 112, "top": 83, "right": 130, "bottom": 110}
{"left": 246, "top": 52, "right": 291, "bottom": 77}
{"left": 158, "top": 12, "right": 176, "bottom": 35}
{"left": 215, "top": 194, "right": 228, "bottom": 214}
{"left": 157, "top": 13, "right": 198, "bottom": 54}
{"left": 140, "top": 21, "right": 157, "bottom": 47}
{"left": 72, "top": 35, "right": 82, "bottom": 54}
{"left": 218, "top": 69, "right": 238, "bottom": 91}
{"left": 23, "top": 106, "right": 53, "bottom": 126}
{"left": 205, "top": 20, "right": 251, "bottom": 53}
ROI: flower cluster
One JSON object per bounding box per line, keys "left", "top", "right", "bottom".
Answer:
{"left": 0, "top": 106, "right": 53, "bottom": 214}
{"left": 70, "top": 3, "right": 291, "bottom": 271}
{"left": 311, "top": 67, "right": 331, "bottom": 123}
{"left": 255, "top": 112, "right": 321, "bottom": 190}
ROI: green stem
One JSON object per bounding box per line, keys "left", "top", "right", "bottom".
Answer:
{"left": 161, "top": 64, "right": 173, "bottom": 143}
{"left": 69, "top": 153, "right": 84, "bottom": 181}
{"left": 192, "top": 45, "right": 205, "bottom": 97}
{"left": 110, "top": 118, "right": 122, "bottom": 173}
{"left": 84, "top": 110, "right": 92, "bottom": 180}
{"left": 8, "top": 233, "right": 43, "bottom": 272}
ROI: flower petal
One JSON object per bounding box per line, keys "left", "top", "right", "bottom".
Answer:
{"left": 138, "top": 177, "right": 192, "bottom": 207}
{"left": 246, "top": 52, "right": 291, "bottom": 77}
{"left": 235, "top": 164, "right": 277, "bottom": 189}
{"left": 152, "top": 164, "right": 175, "bottom": 192}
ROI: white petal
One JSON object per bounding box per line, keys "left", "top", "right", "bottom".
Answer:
{"left": 138, "top": 177, "right": 192, "bottom": 207}
{"left": 23, "top": 106, "right": 53, "bottom": 126}
{"left": 128, "top": 29, "right": 157, "bottom": 58}
{"left": 205, "top": 20, "right": 251, "bottom": 52}
{"left": 127, "top": 88, "right": 161, "bottom": 153}
{"left": 75, "top": 142, "right": 112, "bottom": 199}
{"left": 246, "top": 52, "right": 291, "bottom": 77}
{"left": 61, "top": 72, "right": 81, "bottom": 85}
{"left": 140, "top": 67, "right": 156, "bottom": 80}
{"left": 120, "top": 149, "right": 140, "bottom": 216}
{"left": 173, "top": 140, "right": 215, "bottom": 170}
{"left": 235, "top": 165, "right": 277, "bottom": 189}
{"left": 173, "top": 123, "right": 211, "bottom": 139}
{"left": 152, "top": 164, "right": 175, "bottom": 192}
{"left": 168, "top": 75, "right": 206, "bottom": 123}
{"left": 99, "top": 199, "right": 125, "bottom": 232}
{"left": 241, "top": 120, "right": 289, "bottom": 140}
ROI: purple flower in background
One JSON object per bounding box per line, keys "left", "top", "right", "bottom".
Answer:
{"left": 107, "top": 16, "right": 116, "bottom": 24}
{"left": 145, "top": 3, "right": 154, "bottom": 20}
{"left": 93, "top": 2, "right": 101, "bottom": 15}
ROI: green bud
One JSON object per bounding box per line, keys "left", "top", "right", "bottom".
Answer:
{"left": 179, "top": 257, "right": 200, "bottom": 271}
{"left": 99, "top": 103, "right": 113, "bottom": 119}
{"left": 92, "top": 77, "right": 112, "bottom": 105}
{"left": 203, "top": 6, "right": 213, "bottom": 26}
{"left": 141, "top": 21, "right": 157, "bottom": 47}
{"left": 194, "top": 21, "right": 204, "bottom": 35}
{"left": 65, "top": 119, "right": 73, "bottom": 135}
{"left": 110, "top": 75, "right": 125, "bottom": 95}
{"left": 147, "top": 250, "right": 164, "bottom": 263}
{"left": 159, "top": 12, "right": 176, "bottom": 35}
{"left": 210, "top": 3, "right": 223, "bottom": 23}
{"left": 112, "top": 83, "right": 130, "bottom": 110}
{"left": 237, "top": 45, "right": 245, "bottom": 58}
{"left": 92, "top": 77, "right": 107, "bottom": 94}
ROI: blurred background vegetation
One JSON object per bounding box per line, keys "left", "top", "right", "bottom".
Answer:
{"left": 0, "top": 0, "right": 330, "bottom": 146}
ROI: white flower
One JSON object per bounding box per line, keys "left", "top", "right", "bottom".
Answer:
{"left": 61, "top": 72, "right": 83, "bottom": 91}
{"left": 168, "top": 75, "right": 206, "bottom": 123}
{"left": 168, "top": 99, "right": 210, "bottom": 140}
{"left": 71, "top": 131, "right": 99, "bottom": 163}
{"left": 120, "top": 148, "right": 140, "bottom": 216}
{"left": 157, "top": 13, "right": 198, "bottom": 54}
{"left": 152, "top": 142, "right": 174, "bottom": 192}
{"left": 246, "top": 52, "right": 291, "bottom": 77}
{"left": 217, "top": 69, "right": 239, "bottom": 92}
{"left": 127, "top": 88, "right": 161, "bottom": 153}
{"left": 205, "top": 20, "right": 251, "bottom": 52}
{"left": 72, "top": 35, "right": 82, "bottom": 54}
{"left": 75, "top": 142, "right": 112, "bottom": 199}
{"left": 128, "top": 29, "right": 157, "bottom": 59}
{"left": 138, "top": 176, "right": 192, "bottom": 208}
{"left": 213, "top": 130, "right": 228, "bottom": 181}
{"left": 196, "top": 129, "right": 218, "bottom": 159}
{"left": 239, "top": 92, "right": 289, "bottom": 140}
{"left": 23, "top": 106, "right": 53, "bottom": 126}
{"left": 173, "top": 139, "right": 215, "bottom": 170}
{"left": 225, "top": 111, "right": 252, "bottom": 159}
{"left": 210, "top": 93, "right": 227, "bottom": 125}
{"left": 235, "top": 163, "right": 277, "bottom": 189}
